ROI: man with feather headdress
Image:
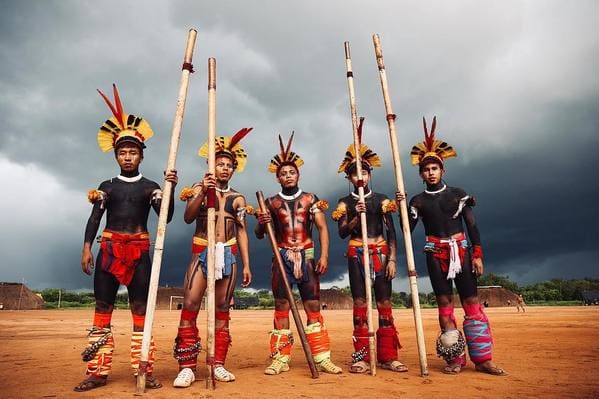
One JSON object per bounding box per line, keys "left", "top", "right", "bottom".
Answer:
{"left": 255, "top": 132, "right": 342, "bottom": 376}
{"left": 172, "top": 128, "right": 253, "bottom": 387}
{"left": 76, "top": 85, "right": 178, "bottom": 392}
{"left": 331, "top": 118, "right": 407, "bottom": 374}
{"left": 397, "top": 117, "right": 507, "bottom": 376}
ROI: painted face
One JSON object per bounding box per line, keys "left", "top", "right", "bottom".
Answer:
{"left": 115, "top": 143, "right": 143, "bottom": 172}
{"left": 347, "top": 168, "right": 371, "bottom": 188}
{"left": 215, "top": 155, "right": 235, "bottom": 183}
{"left": 277, "top": 164, "right": 299, "bottom": 188}
{"left": 419, "top": 162, "right": 444, "bottom": 185}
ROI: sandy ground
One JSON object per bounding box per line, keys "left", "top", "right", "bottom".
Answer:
{"left": 0, "top": 307, "right": 598, "bottom": 399}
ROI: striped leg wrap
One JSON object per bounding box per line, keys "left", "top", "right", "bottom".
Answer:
{"left": 463, "top": 304, "right": 493, "bottom": 364}
{"left": 82, "top": 328, "right": 114, "bottom": 376}
{"left": 130, "top": 331, "right": 156, "bottom": 375}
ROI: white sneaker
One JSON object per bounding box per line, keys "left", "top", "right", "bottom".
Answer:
{"left": 214, "top": 365, "right": 235, "bottom": 382}
{"left": 173, "top": 367, "right": 195, "bottom": 388}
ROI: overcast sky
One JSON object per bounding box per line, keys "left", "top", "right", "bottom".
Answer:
{"left": 1, "top": 0, "right": 597, "bottom": 292}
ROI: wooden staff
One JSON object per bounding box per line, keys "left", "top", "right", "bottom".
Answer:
{"left": 205, "top": 57, "right": 217, "bottom": 389}
{"left": 135, "top": 28, "right": 197, "bottom": 395}
{"left": 256, "top": 191, "right": 319, "bottom": 379}
{"left": 372, "top": 33, "right": 429, "bottom": 377}
{"left": 344, "top": 41, "right": 376, "bottom": 376}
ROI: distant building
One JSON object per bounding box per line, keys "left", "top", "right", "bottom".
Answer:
{"left": 0, "top": 282, "right": 44, "bottom": 310}
{"left": 581, "top": 290, "right": 599, "bottom": 305}
{"left": 452, "top": 286, "right": 519, "bottom": 307}
{"left": 295, "top": 288, "right": 353, "bottom": 310}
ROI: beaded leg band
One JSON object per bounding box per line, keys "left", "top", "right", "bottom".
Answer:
{"left": 82, "top": 328, "right": 114, "bottom": 377}
{"left": 173, "top": 326, "right": 201, "bottom": 370}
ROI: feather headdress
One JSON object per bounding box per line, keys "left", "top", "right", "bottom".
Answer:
{"left": 198, "top": 127, "right": 253, "bottom": 172}
{"left": 410, "top": 116, "right": 456, "bottom": 167}
{"left": 268, "top": 131, "right": 304, "bottom": 173}
{"left": 96, "top": 84, "right": 154, "bottom": 152}
{"left": 337, "top": 117, "right": 381, "bottom": 174}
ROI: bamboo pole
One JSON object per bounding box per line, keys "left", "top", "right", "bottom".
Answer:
{"left": 256, "top": 191, "right": 319, "bottom": 379}
{"left": 344, "top": 41, "right": 376, "bottom": 376}
{"left": 205, "top": 57, "right": 217, "bottom": 390}
{"left": 135, "top": 28, "right": 198, "bottom": 395}
{"left": 372, "top": 33, "right": 429, "bottom": 377}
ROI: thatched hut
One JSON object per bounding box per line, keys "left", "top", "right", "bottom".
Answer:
{"left": 453, "top": 286, "right": 519, "bottom": 307}
{"left": 296, "top": 288, "right": 353, "bottom": 310}
{"left": 0, "top": 282, "right": 44, "bottom": 310}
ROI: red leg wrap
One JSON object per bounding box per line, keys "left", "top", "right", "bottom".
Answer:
{"left": 439, "top": 305, "right": 456, "bottom": 325}
{"left": 180, "top": 308, "right": 198, "bottom": 324}
{"left": 174, "top": 325, "right": 201, "bottom": 370}
{"left": 274, "top": 309, "right": 289, "bottom": 329}
{"left": 306, "top": 311, "right": 323, "bottom": 323}
{"left": 131, "top": 313, "right": 145, "bottom": 330}
{"left": 216, "top": 310, "right": 230, "bottom": 321}
{"left": 376, "top": 306, "right": 400, "bottom": 363}
{"left": 214, "top": 328, "right": 232, "bottom": 365}
{"left": 377, "top": 326, "right": 400, "bottom": 363}
{"left": 93, "top": 312, "right": 112, "bottom": 329}
{"left": 353, "top": 306, "right": 367, "bottom": 327}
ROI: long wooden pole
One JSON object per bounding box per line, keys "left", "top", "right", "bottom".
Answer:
{"left": 135, "top": 28, "right": 198, "bottom": 395}
{"left": 256, "top": 191, "right": 319, "bottom": 379}
{"left": 206, "top": 57, "right": 217, "bottom": 389}
{"left": 372, "top": 33, "right": 429, "bottom": 377}
{"left": 344, "top": 41, "right": 376, "bottom": 376}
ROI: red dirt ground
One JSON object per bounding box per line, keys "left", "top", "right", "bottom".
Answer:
{"left": 0, "top": 307, "right": 597, "bottom": 398}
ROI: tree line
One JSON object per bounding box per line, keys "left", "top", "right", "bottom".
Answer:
{"left": 36, "top": 275, "right": 599, "bottom": 308}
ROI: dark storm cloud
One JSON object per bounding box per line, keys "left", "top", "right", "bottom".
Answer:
{"left": 1, "top": 0, "right": 598, "bottom": 290}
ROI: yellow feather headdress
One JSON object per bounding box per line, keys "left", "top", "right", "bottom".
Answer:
{"left": 268, "top": 131, "right": 304, "bottom": 174}
{"left": 96, "top": 84, "right": 154, "bottom": 152}
{"left": 198, "top": 128, "right": 253, "bottom": 172}
{"left": 337, "top": 117, "right": 381, "bottom": 174}
{"left": 410, "top": 116, "right": 456, "bottom": 167}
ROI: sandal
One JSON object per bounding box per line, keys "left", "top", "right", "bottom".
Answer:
{"left": 442, "top": 361, "right": 464, "bottom": 375}
{"left": 475, "top": 362, "right": 508, "bottom": 376}
{"left": 379, "top": 360, "right": 408, "bottom": 373}
{"left": 73, "top": 376, "right": 107, "bottom": 392}
{"left": 145, "top": 375, "right": 163, "bottom": 389}
{"left": 349, "top": 360, "right": 370, "bottom": 374}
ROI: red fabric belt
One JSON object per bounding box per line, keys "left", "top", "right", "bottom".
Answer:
{"left": 100, "top": 230, "right": 150, "bottom": 285}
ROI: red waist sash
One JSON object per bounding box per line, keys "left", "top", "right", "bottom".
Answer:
{"left": 100, "top": 230, "right": 150, "bottom": 285}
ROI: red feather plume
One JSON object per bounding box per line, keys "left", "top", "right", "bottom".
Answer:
{"left": 97, "top": 84, "right": 125, "bottom": 128}
{"left": 357, "top": 117, "right": 365, "bottom": 144}
{"left": 228, "top": 127, "right": 253, "bottom": 149}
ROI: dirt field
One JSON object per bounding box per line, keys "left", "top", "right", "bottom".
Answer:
{"left": 1, "top": 307, "right": 597, "bottom": 398}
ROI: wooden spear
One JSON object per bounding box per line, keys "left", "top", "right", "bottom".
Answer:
{"left": 135, "top": 28, "right": 198, "bottom": 395}
{"left": 372, "top": 33, "right": 429, "bottom": 377}
{"left": 256, "top": 191, "right": 319, "bottom": 379}
{"left": 205, "top": 57, "right": 217, "bottom": 389}
{"left": 344, "top": 41, "right": 377, "bottom": 376}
